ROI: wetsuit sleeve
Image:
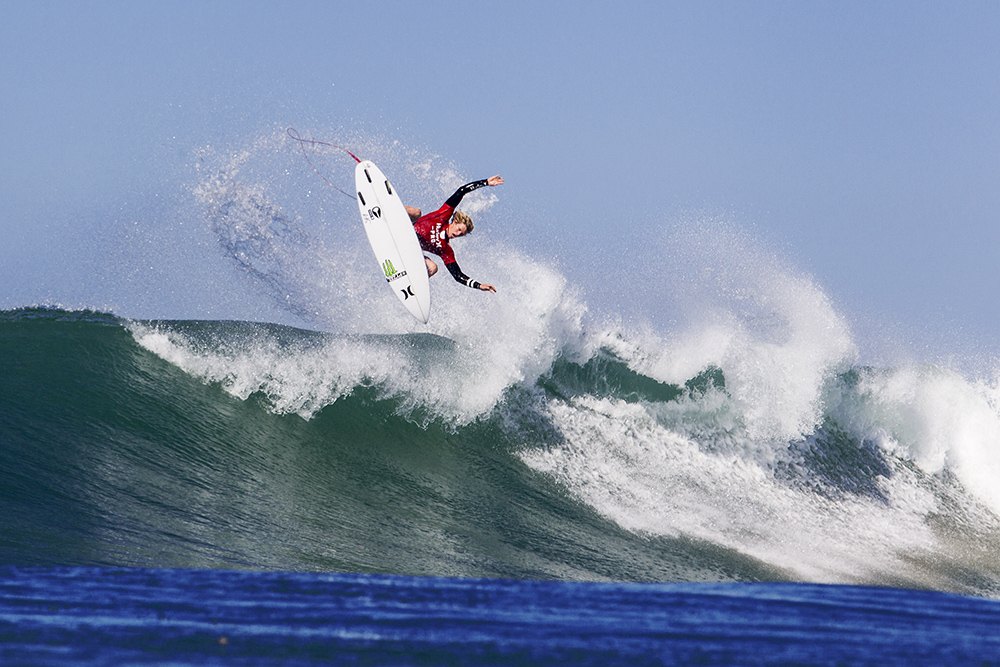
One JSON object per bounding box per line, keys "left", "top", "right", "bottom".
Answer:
{"left": 444, "top": 260, "right": 481, "bottom": 289}
{"left": 444, "top": 179, "right": 490, "bottom": 208}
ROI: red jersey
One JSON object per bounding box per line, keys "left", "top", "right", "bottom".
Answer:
{"left": 413, "top": 203, "right": 459, "bottom": 265}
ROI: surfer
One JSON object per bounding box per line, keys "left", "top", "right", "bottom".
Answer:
{"left": 404, "top": 175, "right": 503, "bottom": 293}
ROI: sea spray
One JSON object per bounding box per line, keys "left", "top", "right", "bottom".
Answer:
{"left": 655, "top": 217, "right": 857, "bottom": 443}
{"left": 828, "top": 363, "right": 1000, "bottom": 516}
{"left": 194, "top": 128, "right": 503, "bottom": 334}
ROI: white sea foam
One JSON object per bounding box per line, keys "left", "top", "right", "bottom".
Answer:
{"left": 129, "top": 238, "right": 587, "bottom": 424}
{"left": 521, "top": 393, "right": 941, "bottom": 584}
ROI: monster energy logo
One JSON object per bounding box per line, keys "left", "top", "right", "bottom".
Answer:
{"left": 382, "top": 259, "right": 407, "bottom": 282}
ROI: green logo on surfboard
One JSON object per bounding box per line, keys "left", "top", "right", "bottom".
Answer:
{"left": 383, "top": 259, "right": 396, "bottom": 277}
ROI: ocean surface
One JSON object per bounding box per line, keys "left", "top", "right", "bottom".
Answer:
{"left": 4, "top": 133, "right": 1000, "bottom": 663}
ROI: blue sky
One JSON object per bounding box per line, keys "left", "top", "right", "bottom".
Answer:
{"left": 2, "top": 1, "right": 998, "bottom": 361}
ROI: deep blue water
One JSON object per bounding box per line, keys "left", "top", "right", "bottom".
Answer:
{"left": 5, "top": 567, "right": 1000, "bottom": 666}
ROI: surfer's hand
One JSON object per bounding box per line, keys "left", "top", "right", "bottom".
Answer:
{"left": 479, "top": 283, "right": 497, "bottom": 293}
{"left": 487, "top": 175, "right": 503, "bottom": 186}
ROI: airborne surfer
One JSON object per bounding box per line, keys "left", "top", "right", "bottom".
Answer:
{"left": 404, "top": 175, "right": 503, "bottom": 293}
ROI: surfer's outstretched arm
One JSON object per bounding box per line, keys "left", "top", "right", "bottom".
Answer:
{"left": 443, "top": 175, "right": 504, "bottom": 208}
{"left": 445, "top": 260, "right": 496, "bottom": 293}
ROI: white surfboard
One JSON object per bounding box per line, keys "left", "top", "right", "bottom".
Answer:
{"left": 355, "top": 160, "right": 431, "bottom": 323}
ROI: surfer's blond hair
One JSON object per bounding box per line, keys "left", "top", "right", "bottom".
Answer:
{"left": 453, "top": 210, "right": 473, "bottom": 233}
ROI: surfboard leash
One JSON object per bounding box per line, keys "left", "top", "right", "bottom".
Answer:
{"left": 286, "top": 127, "right": 360, "bottom": 200}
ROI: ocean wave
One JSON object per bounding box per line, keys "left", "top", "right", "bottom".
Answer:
{"left": 3, "top": 132, "right": 1000, "bottom": 595}
{"left": 4, "top": 305, "right": 1000, "bottom": 594}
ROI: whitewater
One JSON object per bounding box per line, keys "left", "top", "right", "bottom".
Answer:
{"left": 4, "top": 129, "right": 1000, "bottom": 602}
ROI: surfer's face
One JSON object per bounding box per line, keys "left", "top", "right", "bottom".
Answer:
{"left": 448, "top": 221, "right": 468, "bottom": 238}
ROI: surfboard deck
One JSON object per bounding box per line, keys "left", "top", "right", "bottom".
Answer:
{"left": 355, "top": 161, "right": 431, "bottom": 323}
